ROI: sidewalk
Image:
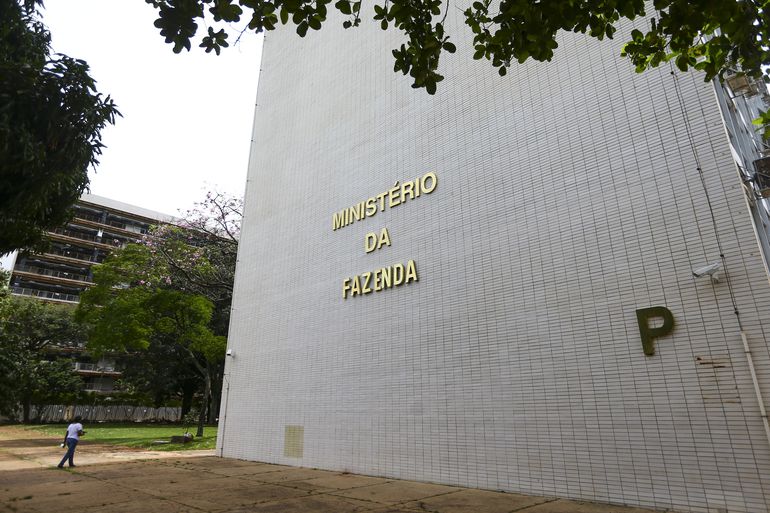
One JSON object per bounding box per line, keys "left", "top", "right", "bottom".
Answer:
{"left": 0, "top": 426, "right": 668, "bottom": 513}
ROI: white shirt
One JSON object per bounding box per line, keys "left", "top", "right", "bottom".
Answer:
{"left": 66, "top": 422, "right": 83, "bottom": 440}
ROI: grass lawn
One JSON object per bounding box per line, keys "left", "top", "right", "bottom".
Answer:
{"left": 26, "top": 423, "right": 217, "bottom": 451}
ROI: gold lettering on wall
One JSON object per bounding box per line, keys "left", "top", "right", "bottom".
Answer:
{"left": 343, "top": 261, "right": 419, "bottom": 299}
{"left": 331, "top": 172, "right": 438, "bottom": 231}
{"left": 365, "top": 228, "right": 391, "bottom": 253}
{"left": 334, "top": 173, "right": 436, "bottom": 299}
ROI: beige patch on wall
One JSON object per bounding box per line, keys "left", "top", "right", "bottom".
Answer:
{"left": 284, "top": 425, "right": 304, "bottom": 458}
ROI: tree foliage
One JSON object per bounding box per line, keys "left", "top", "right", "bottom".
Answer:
{"left": 144, "top": 191, "right": 240, "bottom": 308}
{"left": 0, "top": 296, "right": 85, "bottom": 422}
{"left": 0, "top": 0, "right": 119, "bottom": 254}
{"left": 116, "top": 342, "right": 201, "bottom": 412}
{"left": 139, "top": 191, "right": 241, "bottom": 342}
{"left": 77, "top": 192, "right": 239, "bottom": 431}
{"left": 77, "top": 241, "right": 227, "bottom": 435}
{"left": 146, "top": 0, "right": 770, "bottom": 94}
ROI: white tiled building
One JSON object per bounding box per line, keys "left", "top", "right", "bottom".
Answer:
{"left": 219, "top": 11, "right": 770, "bottom": 513}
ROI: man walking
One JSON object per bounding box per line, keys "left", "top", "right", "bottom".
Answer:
{"left": 58, "top": 416, "right": 85, "bottom": 468}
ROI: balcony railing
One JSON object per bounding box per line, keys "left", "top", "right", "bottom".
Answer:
{"left": 82, "top": 383, "right": 115, "bottom": 393}
{"left": 107, "top": 219, "right": 149, "bottom": 235}
{"left": 73, "top": 362, "right": 117, "bottom": 373}
{"left": 74, "top": 215, "right": 150, "bottom": 240}
{"left": 11, "top": 286, "right": 79, "bottom": 302}
{"left": 14, "top": 264, "right": 91, "bottom": 283}
{"left": 73, "top": 211, "right": 103, "bottom": 223}
{"left": 50, "top": 229, "right": 122, "bottom": 251}
{"left": 46, "top": 247, "right": 100, "bottom": 263}
{"left": 52, "top": 227, "right": 98, "bottom": 243}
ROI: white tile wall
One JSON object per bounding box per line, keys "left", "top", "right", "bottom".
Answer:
{"left": 218, "top": 9, "right": 770, "bottom": 513}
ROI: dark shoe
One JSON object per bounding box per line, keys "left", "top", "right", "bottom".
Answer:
{"left": 57, "top": 465, "right": 63, "bottom": 468}
{"left": 69, "top": 465, "right": 76, "bottom": 467}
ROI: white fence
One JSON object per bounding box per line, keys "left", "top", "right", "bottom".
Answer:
{"left": 31, "top": 404, "right": 182, "bottom": 423}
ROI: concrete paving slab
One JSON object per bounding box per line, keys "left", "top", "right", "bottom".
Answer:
{"left": 171, "top": 456, "right": 255, "bottom": 467}
{"left": 244, "top": 467, "right": 339, "bottom": 484}
{"left": 3, "top": 483, "right": 136, "bottom": 512}
{"left": 332, "top": 480, "right": 459, "bottom": 505}
{"left": 104, "top": 473, "right": 237, "bottom": 497}
{"left": 173, "top": 482, "right": 311, "bottom": 510}
{"left": 299, "top": 473, "right": 391, "bottom": 491}
{"left": 0, "top": 426, "right": 667, "bottom": 513}
{"left": 402, "top": 488, "right": 555, "bottom": 513}
{"left": 90, "top": 498, "right": 196, "bottom": 513}
{"left": 365, "top": 507, "right": 428, "bottom": 513}
{"left": 523, "top": 498, "right": 665, "bottom": 512}
{"left": 225, "top": 493, "right": 379, "bottom": 513}
{"left": 261, "top": 478, "right": 341, "bottom": 493}
{"left": 66, "top": 461, "right": 173, "bottom": 479}
{"left": 0, "top": 478, "right": 124, "bottom": 503}
{"left": 2, "top": 495, "right": 45, "bottom": 513}
{"left": 0, "top": 467, "right": 87, "bottom": 489}
{"left": 196, "top": 462, "right": 289, "bottom": 477}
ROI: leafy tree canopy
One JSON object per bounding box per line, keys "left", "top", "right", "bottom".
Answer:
{"left": 142, "top": 191, "right": 241, "bottom": 337}
{"left": 77, "top": 241, "right": 226, "bottom": 435}
{"left": 1, "top": 295, "right": 85, "bottom": 352}
{"left": 146, "top": 0, "right": 770, "bottom": 94}
{"left": 77, "top": 243, "right": 225, "bottom": 361}
{"left": 144, "top": 191, "right": 240, "bottom": 305}
{"left": 0, "top": 0, "right": 119, "bottom": 254}
{"left": 0, "top": 297, "right": 85, "bottom": 421}
{"left": 116, "top": 341, "right": 202, "bottom": 411}
{"left": 77, "top": 192, "right": 239, "bottom": 430}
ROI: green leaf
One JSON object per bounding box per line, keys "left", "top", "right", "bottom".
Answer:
{"left": 335, "top": 0, "right": 352, "bottom": 14}
{"left": 675, "top": 54, "right": 689, "bottom": 72}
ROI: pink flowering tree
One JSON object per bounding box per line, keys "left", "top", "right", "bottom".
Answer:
{"left": 139, "top": 192, "right": 242, "bottom": 421}
{"left": 142, "top": 191, "right": 240, "bottom": 307}
{"left": 77, "top": 191, "right": 242, "bottom": 435}
{"left": 77, "top": 242, "right": 226, "bottom": 437}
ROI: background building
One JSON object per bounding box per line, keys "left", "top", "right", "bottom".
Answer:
{"left": 7, "top": 193, "right": 173, "bottom": 304}
{"left": 219, "top": 12, "right": 770, "bottom": 513}
{"left": 2, "top": 193, "right": 173, "bottom": 393}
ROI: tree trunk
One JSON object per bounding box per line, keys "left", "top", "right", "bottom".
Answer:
{"left": 208, "top": 362, "right": 223, "bottom": 423}
{"left": 180, "top": 380, "right": 196, "bottom": 421}
{"left": 153, "top": 390, "right": 165, "bottom": 409}
{"left": 209, "top": 390, "right": 220, "bottom": 423}
{"left": 196, "top": 363, "right": 211, "bottom": 438}
{"left": 22, "top": 398, "right": 31, "bottom": 424}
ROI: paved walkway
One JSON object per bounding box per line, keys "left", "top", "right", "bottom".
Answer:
{"left": 0, "top": 426, "right": 669, "bottom": 513}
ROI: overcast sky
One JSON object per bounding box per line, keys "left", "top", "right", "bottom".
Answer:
{"left": 42, "top": 1, "right": 263, "bottom": 217}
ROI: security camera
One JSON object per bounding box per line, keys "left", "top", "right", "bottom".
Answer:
{"left": 692, "top": 261, "right": 722, "bottom": 281}
{"left": 226, "top": 349, "right": 233, "bottom": 357}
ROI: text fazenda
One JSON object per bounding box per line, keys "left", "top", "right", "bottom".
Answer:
{"left": 343, "top": 260, "right": 418, "bottom": 299}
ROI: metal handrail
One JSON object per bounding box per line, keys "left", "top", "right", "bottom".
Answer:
{"left": 14, "top": 265, "right": 90, "bottom": 283}
{"left": 10, "top": 286, "right": 79, "bottom": 302}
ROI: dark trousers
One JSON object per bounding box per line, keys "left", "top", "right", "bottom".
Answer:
{"left": 58, "top": 438, "right": 78, "bottom": 467}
